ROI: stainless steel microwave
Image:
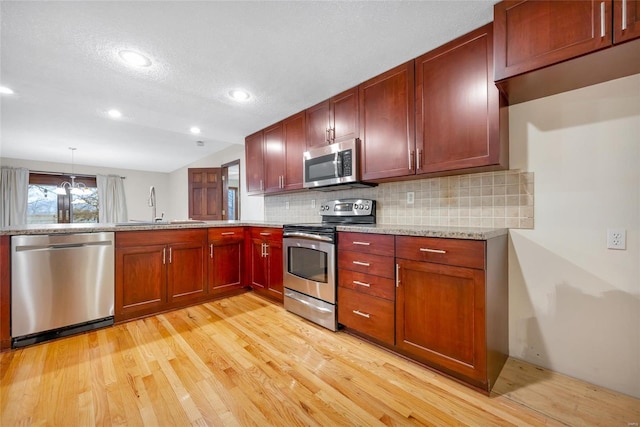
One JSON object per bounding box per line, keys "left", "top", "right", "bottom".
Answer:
{"left": 303, "top": 139, "right": 364, "bottom": 189}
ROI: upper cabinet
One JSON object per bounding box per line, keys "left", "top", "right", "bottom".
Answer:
{"left": 359, "top": 61, "right": 416, "bottom": 181}
{"left": 263, "top": 123, "right": 285, "bottom": 193}
{"left": 494, "top": 0, "right": 640, "bottom": 103}
{"left": 282, "top": 111, "right": 306, "bottom": 192}
{"left": 245, "top": 131, "right": 265, "bottom": 194}
{"left": 306, "top": 87, "right": 359, "bottom": 149}
{"left": 614, "top": 0, "right": 640, "bottom": 43}
{"left": 416, "top": 23, "right": 508, "bottom": 175}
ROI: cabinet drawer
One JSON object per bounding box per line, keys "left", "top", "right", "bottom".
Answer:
{"left": 338, "top": 287, "right": 394, "bottom": 345}
{"left": 338, "top": 232, "right": 394, "bottom": 255}
{"left": 395, "top": 236, "right": 485, "bottom": 269}
{"left": 208, "top": 227, "right": 244, "bottom": 242}
{"left": 338, "top": 269, "right": 395, "bottom": 301}
{"left": 338, "top": 250, "right": 395, "bottom": 278}
{"left": 251, "top": 227, "right": 283, "bottom": 240}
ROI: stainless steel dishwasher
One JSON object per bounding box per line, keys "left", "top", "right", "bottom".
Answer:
{"left": 11, "top": 232, "right": 115, "bottom": 347}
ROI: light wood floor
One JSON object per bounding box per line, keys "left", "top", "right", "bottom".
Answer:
{"left": 1, "top": 293, "right": 638, "bottom": 426}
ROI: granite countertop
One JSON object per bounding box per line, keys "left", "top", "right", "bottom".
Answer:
{"left": 1, "top": 221, "right": 507, "bottom": 240}
{"left": 336, "top": 224, "right": 508, "bottom": 240}
{"left": 0, "top": 220, "right": 284, "bottom": 236}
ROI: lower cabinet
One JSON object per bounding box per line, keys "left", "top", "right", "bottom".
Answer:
{"left": 208, "top": 227, "right": 247, "bottom": 297}
{"left": 0, "top": 235, "right": 10, "bottom": 351}
{"left": 336, "top": 231, "right": 508, "bottom": 393}
{"left": 250, "top": 227, "right": 283, "bottom": 302}
{"left": 115, "top": 229, "right": 207, "bottom": 322}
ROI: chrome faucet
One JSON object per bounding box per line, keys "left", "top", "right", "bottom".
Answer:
{"left": 148, "top": 186, "right": 164, "bottom": 222}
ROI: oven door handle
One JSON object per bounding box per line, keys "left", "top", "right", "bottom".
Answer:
{"left": 283, "top": 232, "right": 333, "bottom": 242}
{"left": 285, "top": 292, "right": 333, "bottom": 313}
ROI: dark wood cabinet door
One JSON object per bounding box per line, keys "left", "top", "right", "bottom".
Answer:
{"left": 263, "top": 123, "right": 285, "bottom": 193}
{"left": 359, "top": 61, "right": 416, "bottom": 180}
{"left": 330, "top": 87, "right": 359, "bottom": 144}
{"left": 306, "top": 100, "right": 330, "bottom": 149}
{"left": 250, "top": 238, "right": 267, "bottom": 290}
{"left": 209, "top": 237, "right": 244, "bottom": 296}
{"left": 396, "top": 258, "right": 486, "bottom": 384}
{"left": 167, "top": 241, "right": 206, "bottom": 304}
{"left": 115, "top": 244, "right": 167, "bottom": 321}
{"left": 416, "top": 24, "right": 506, "bottom": 174}
{"left": 188, "top": 168, "right": 222, "bottom": 220}
{"left": 282, "top": 112, "right": 306, "bottom": 191}
{"left": 245, "top": 131, "right": 264, "bottom": 194}
{"left": 614, "top": 0, "right": 640, "bottom": 43}
{"left": 266, "top": 239, "right": 283, "bottom": 300}
{"left": 494, "top": 0, "right": 613, "bottom": 81}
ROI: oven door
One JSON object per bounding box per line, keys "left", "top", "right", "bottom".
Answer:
{"left": 283, "top": 237, "right": 335, "bottom": 304}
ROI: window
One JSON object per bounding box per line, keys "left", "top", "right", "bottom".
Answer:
{"left": 27, "top": 173, "right": 98, "bottom": 224}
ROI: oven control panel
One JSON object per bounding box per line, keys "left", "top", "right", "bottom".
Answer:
{"left": 319, "top": 199, "right": 375, "bottom": 216}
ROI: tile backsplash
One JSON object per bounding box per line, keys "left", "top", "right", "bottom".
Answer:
{"left": 264, "top": 170, "right": 534, "bottom": 229}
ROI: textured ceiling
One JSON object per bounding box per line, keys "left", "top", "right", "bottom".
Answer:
{"left": 0, "top": 1, "right": 496, "bottom": 173}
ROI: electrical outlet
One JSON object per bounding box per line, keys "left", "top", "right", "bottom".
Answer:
{"left": 285, "top": 201, "right": 290, "bottom": 210}
{"left": 607, "top": 228, "right": 626, "bottom": 250}
{"left": 311, "top": 199, "right": 316, "bottom": 208}
{"left": 407, "top": 191, "right": 415, "bottom": 205}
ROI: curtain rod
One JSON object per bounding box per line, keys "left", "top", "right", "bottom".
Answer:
{"left": 29, "top": 170, "right": 126, "bottom": 179}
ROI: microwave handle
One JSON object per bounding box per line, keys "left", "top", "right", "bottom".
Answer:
{"left": 335, "top": 152, "right": 342, "bottom": 177}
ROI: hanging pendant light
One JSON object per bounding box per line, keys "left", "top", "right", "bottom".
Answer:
{"left": 54, "top": 147, "right": 92, "bottom": 196}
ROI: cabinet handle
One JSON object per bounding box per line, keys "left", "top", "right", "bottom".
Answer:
{"left": 622, "top": 0, "right": 628, "bottom": 30}
{"left": 169, "top": 247, "right": 172, "bottom": 264}
{"left": 420, "top": 248, "right": 447, "bottom": 254}
{"left": 260, "top": 179, "right": 264, "bottom": 191}
{"left": 326, "top": 128, "right": 331, "bottom": 143}
{"left": 353, "top": 280, "right": 370, "bottom": 288}
{"left": 601, "top": 2, "right": 606, "bottom": 37}
{"left": 330, "top": 128, "right": 335, "bottom": 142}
{"left": 221, "top": 232, "right": 235, "bottom": 236}
{"left": 416, "top": 148, "right": 422, "bottom": 170}
{"left": 352, "top": 260, "right": 370, "bottom": 267}
{"left": 352, "top": 310, "right": 370, "bottom": 319}
{"left": 352, "top": 241, "right": 371, "bottom": 246}
{"left": 209, "top": 243, "right": 213, "bottom": 258}
{"left": 163, "top": 247, "right": 166, "bottom": 265}
{"left": 396, "top": 263, "right": 400, "bottom": 288}
{"left": 408, "top": 150, "right": 414, "bottom": 170}
{"left": 259, "top": 232, "right": 271, "bottom": 236}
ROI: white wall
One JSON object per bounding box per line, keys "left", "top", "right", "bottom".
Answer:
{"left": 508, "top": 74, "right": 640, "bottom": 397}
{"left": 0, "top": 157, "right": 171, "bottom": 222}
{"left": 168, "top": 143, "right": 264, "bottom": 221}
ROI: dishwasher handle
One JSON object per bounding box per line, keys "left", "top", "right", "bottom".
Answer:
{"left": 15, "top": 240, "right": 113, "bottom": 252}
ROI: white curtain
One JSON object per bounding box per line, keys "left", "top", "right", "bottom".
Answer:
{"left": 0, "top": 166, "right": 29, "bottom": 226}
{"left": 96, "top": 174, "right": 128, "bottom": 223}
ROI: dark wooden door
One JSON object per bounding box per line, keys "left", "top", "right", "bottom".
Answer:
{"left": 614, "top": 0, "right": 640, "bottom": 43}
{"left": 263, "top": 123, "right": 285, "bottom": 193}
{"left": 330, "top": 87, "right": 359, "bottom": 144}
{"left": 494, "top": 0, "right": 613, "bottom": 81}
{"left": 282, "top": 111, "right": 306, "bottom": 191}
{"left": 115, "top": 244, "right": 167, "bottom": 321}
{"left": 208, "top": 235, "right": 244, "bottom": 296}
{"left": 359, "top": 61, "right": 416, "bottom": 180}
{"left": 306, "top": 100, "right": 331, "bottom": 149}
{"left": 266, "top": 239, "right": 283, "bottom": 300}
{"left": 416, "top": 24, "right": 506, "bottom": 174}
{"left": 0, "top": 236, "right": 10, "bottom": 351}
{"left": 245, "top": 131, "right": 264, "bottom": 194}
{"left": 167, "top": 241, "right": 206, "bottom": 304}
{"left": 396, "top": 258, "right": 486, "bottom": 383}
{"left": 188, "top": 168, "right": 222, "bottom": 220}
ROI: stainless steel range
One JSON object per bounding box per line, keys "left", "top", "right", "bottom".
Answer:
{"left": 283, "top": 198, "right": 376, "bottom": 331}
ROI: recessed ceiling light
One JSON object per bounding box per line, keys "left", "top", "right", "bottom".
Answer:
{"left": 190, "top": 126, "right": 201, "bottom": 134}
{"left": 0, "top": 86, "right": 15, "bottom": 95}
{"left": 108, "top": 109, "right": 122, "bottom": 118}
{"left": 118, "top": 50, "right": 152, "bottom": 67}
{"left": 229, "top": 89, "right": 251, "bottom": 101}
